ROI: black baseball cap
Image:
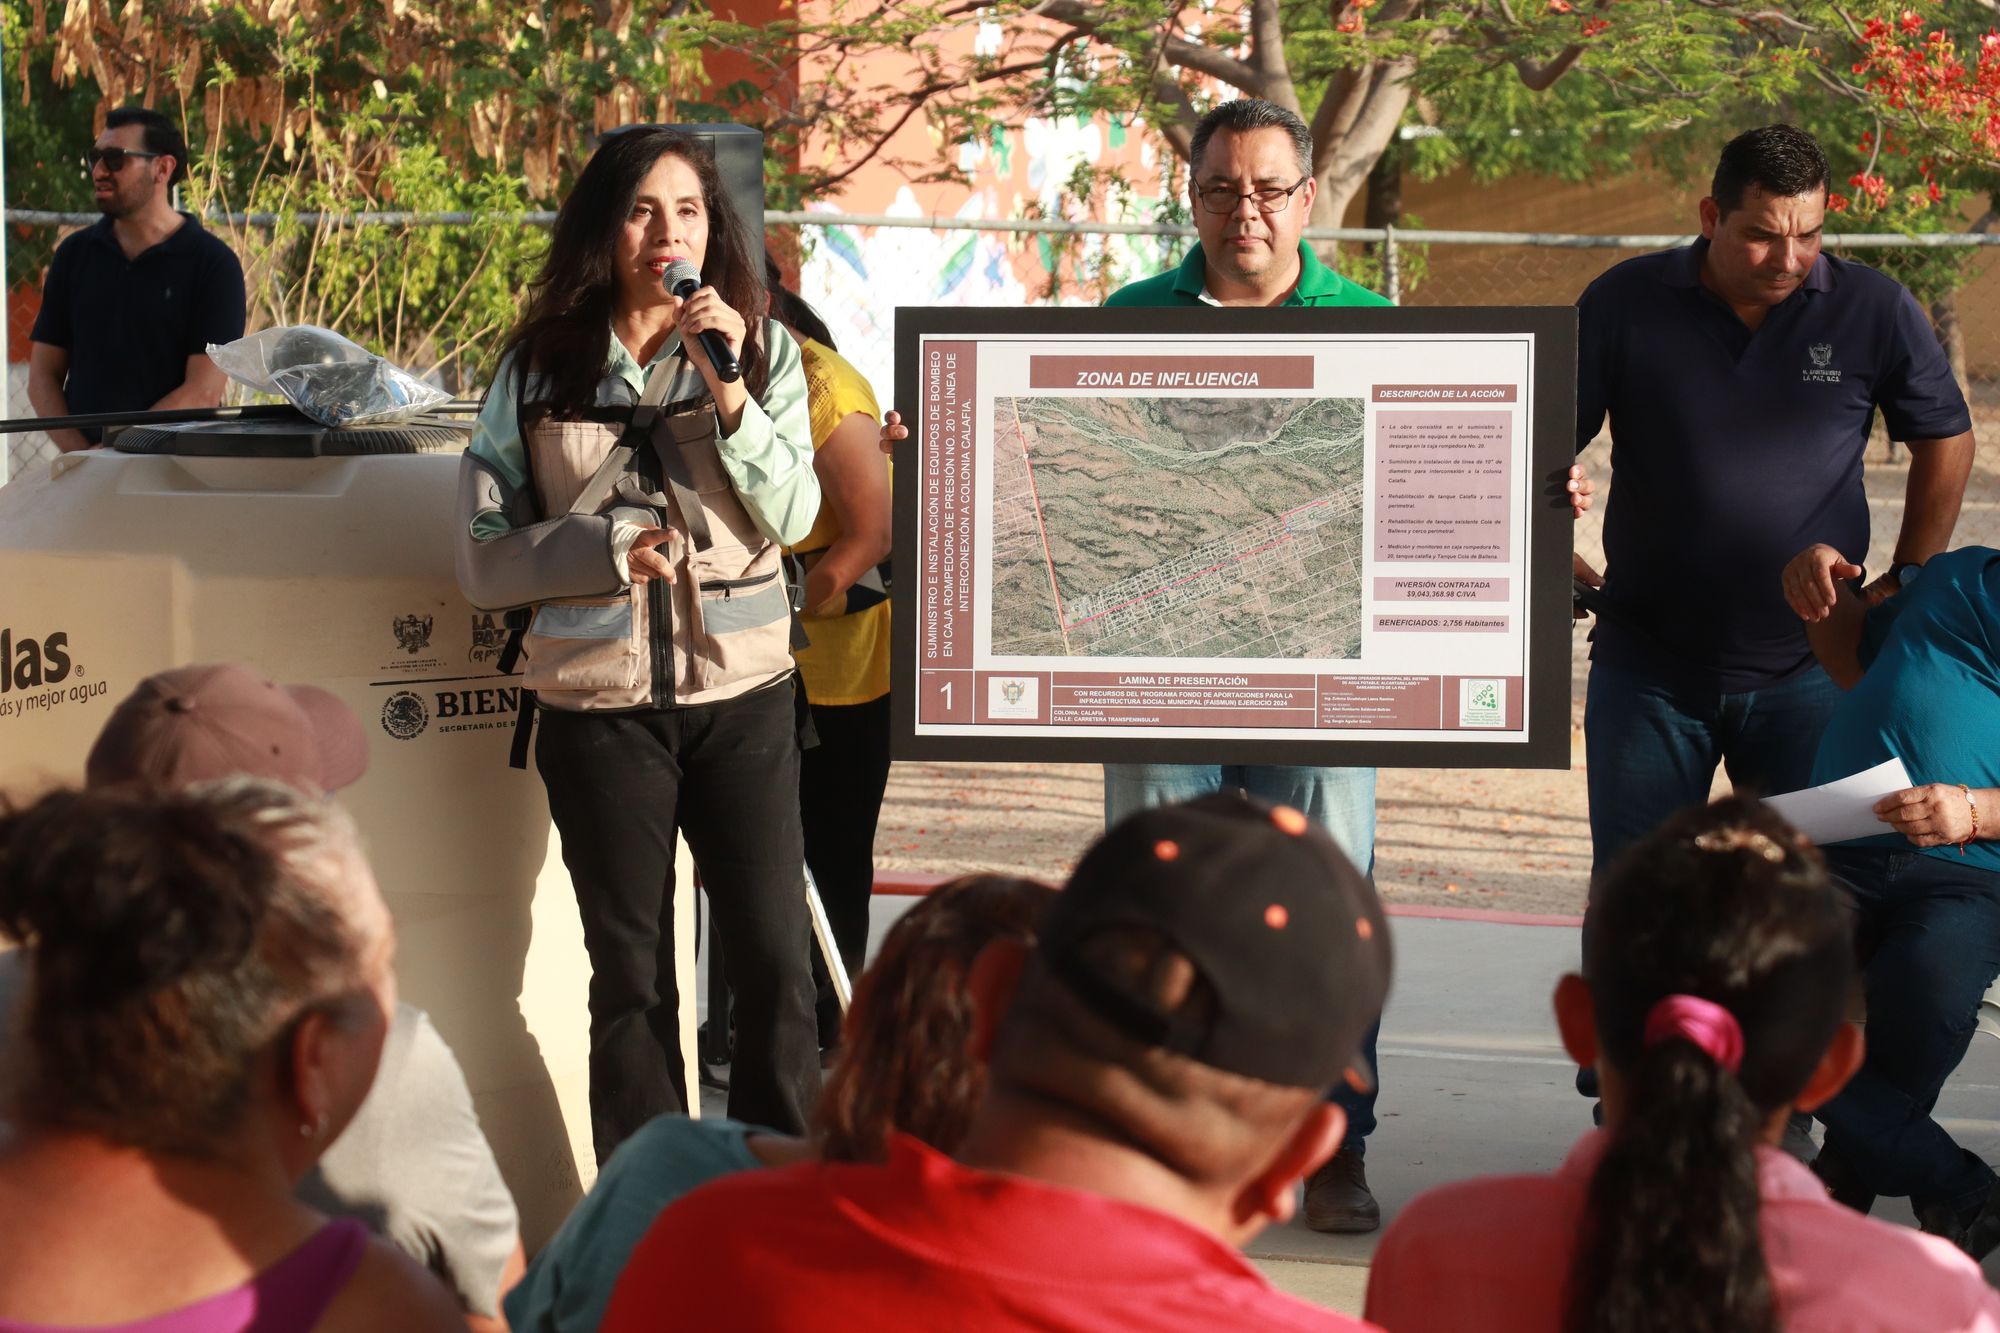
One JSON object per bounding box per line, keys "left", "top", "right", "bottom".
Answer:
{"left": 1040, "top": 792, "right": 1391, "bottom": 1092}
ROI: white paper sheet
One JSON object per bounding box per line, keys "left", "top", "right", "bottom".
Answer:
{"left": 1764, "top": 757, "right": 1913, "bottom": 845}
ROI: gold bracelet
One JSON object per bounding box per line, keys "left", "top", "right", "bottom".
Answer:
{"left": 1959, "top": 784, "right": 1979, "bottom": 854}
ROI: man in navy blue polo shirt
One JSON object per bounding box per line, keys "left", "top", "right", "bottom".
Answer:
{"left": 1574, "top": 123, "right": 1973, "bottom": 875}
{"left": 27, "top": 107, "right": 245, "bottom": 451}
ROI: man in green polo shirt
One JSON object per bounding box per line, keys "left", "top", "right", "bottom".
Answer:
{"left": 879, "top": 98, "right": 1396, "bottom": 1230}
{"left": 880, "top": 99, "right": 1497, "bottom": 1231}
{"left": 1103, "top": 102, "right": 1388, "bottom": 313}
{"left": 1101, "top": 97, "right": 1389, "bottom": 1234}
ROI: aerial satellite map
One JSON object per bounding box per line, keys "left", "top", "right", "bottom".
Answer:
{"left": 989, "top": 395, "right": 1366, "bottom": 659}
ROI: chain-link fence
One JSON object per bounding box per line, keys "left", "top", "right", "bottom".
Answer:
{"left": 10, "top": 210, "right": 2000, "bottom": 592}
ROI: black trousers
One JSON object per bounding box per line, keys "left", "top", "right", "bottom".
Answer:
{"left": 536, "top": 680, "right": 820, "bottom": 1161}
{"left": 801, "top": 693, "right": 893, "bottom": 1045}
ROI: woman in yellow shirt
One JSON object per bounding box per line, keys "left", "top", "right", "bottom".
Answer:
{"left": 768, "top": 261, "right": 894, "bottom": 1047}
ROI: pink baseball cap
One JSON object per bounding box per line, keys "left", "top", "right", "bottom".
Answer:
{"left": 85, "top": 662, "right": 368, "bottom": 794}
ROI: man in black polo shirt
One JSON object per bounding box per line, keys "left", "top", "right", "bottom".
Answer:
{"left": 1575, "top": 123, "right": 1973, "bottom": 876}
{"left": 27, "top": 107, "right": 245, "bottom": 451}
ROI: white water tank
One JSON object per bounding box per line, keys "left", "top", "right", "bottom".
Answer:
{"left": 0, "top": 422, "right": 597, "bottom": 1246}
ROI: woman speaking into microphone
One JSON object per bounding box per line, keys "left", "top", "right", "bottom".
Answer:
{"left": 455, "top": 126, "right": 821, "bottom": 1161}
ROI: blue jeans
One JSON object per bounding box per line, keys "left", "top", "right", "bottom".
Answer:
{"left": 1584, "top": 658, "right": 1841, "bottom": 872}
{"left": 1575, "top": 658, "right": 1840, "bottom": 1108}
{"left": 1103, "top": 763, "right": 1379, "bottom": 1152}
{"left": 1815, "top": 846, "right": 2000, "bottom": 1214}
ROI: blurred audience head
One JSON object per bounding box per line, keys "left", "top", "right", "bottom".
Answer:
{"left": 975, "top": 793, "right": 1392, "bottom": 1243}
{"left": 86, "top": 662, "right": 368, "bottom": 795}
{"left": 0, "top": 780, "right": 395, "bottom": 1169}
{"left": 814, "top": 873, "right": 1055, "bottom": 1163}
{"left": 1562, "top": 796, "right": 1856, "bottom": 1333}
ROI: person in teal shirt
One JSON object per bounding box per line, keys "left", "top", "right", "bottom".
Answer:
{"left": 1785, "top": 543, "right": 2000, "bottom": 1254}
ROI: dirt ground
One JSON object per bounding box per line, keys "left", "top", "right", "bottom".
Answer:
{"left": 871, "top": 693, "right": 1596, "bottom": 918}
{"left": 872, "top": 432, "right": 2000, "bottom": 916}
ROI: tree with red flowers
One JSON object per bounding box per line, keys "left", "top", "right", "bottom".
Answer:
{"left": 1828, "top": 9, "right": 2000, "bottom": 217}
{"left": 1782, "top": 6, "right": 2000, "bottom": 383}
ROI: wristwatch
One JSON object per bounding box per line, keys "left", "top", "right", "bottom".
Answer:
{"left": 1889, "top": 560, "right": 1924, "bottom": 589}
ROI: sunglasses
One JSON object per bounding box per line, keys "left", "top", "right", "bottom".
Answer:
{"left": 83, "top": 147, "right": 164, "bottom": 173}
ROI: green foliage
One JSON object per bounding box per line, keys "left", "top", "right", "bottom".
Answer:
{"left": 1405, "top": 74, "right": 1659, "bottom": 188}
{"left": 199, "top": 141, "right": 545, "bottom": 388}
{"left": 1024, "top": 158, "right": 1148, "bottom": 301}
{"left": 15, "top": 0, "right": 2000, "bottom": 370}
{"left": 1, "top": 0, "right": 102, "bottom": 286}
{"left": 1333, "top": 216, "right": 1426, "bottom": 302}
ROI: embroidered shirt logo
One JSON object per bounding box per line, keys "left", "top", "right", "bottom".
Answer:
{"left": 1803, "top": 343, "right": 1841, "bottom": 383}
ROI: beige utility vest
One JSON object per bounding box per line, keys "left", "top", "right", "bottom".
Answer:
{"left": 517, "top": 360, "right": 795, "bottom": 711}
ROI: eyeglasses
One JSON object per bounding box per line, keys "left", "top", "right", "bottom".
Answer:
{"left": 1195, "top": 176, "right": 1310, "bottom": 215}
{"left": 83, "top": 148, "right": 164, "bottom": 174}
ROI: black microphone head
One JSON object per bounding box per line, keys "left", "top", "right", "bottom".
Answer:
{"left": 661, "top": 257, "right": 702, "bottom": 299}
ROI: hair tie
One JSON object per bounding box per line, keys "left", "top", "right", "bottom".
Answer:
{"left": 1643, "top": 995, "right": 1744, "bottom": 1074}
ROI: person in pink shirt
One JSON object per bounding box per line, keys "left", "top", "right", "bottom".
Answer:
{"left": 601, "top": 792, "right": 1393, "bottom": 1332}
{"left": 1365, "top": 796, "right": 2000, "bottom": 1333}
{"left": 0, "top": 780, "right": 462, "bottom": 1332}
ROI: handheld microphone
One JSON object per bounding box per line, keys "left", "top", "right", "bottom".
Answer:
{"left": 661, "top": 258, "right": 742, "bottom": 384}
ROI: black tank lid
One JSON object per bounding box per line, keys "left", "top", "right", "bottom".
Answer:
{"left": 112, "top": 415, "right": 468, "bottom": 457}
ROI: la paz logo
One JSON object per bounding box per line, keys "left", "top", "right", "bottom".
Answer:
{"left": 1803, "top": 343, "right": 1841, "bottom": 383}
{"left": 1809, "top": 343, "right": 1833, "bottom": 367}
{"left": 469, "top": 613, "right": 506, "bottom": 665}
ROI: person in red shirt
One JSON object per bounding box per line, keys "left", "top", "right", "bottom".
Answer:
{"left": 602, "top": 792, "right": 1392, "bottom": 1332}
{"left": 1364, "top": 797, "right": 2000, "bottom": 1333}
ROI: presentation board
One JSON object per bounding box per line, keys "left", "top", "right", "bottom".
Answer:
{"left": 892, "top": 306, "right": 1578, "bottom": 769}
